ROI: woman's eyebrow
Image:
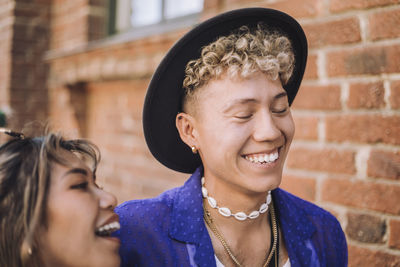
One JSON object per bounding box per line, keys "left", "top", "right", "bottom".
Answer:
{"left": 62, "top": 168, "right": 88, "bottom": 178}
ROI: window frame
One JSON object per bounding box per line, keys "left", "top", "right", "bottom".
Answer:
{"left": 108, "top": 0, "right": 204, "bottom": 37}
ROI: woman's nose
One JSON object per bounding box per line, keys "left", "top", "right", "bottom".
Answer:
{"left": 98, "top": 188, "right": 118, "bottom": 210}
{"left": 252, "top": 112, "right": 281, "bottom": 142}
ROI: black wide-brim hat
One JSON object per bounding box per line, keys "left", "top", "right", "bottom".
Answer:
{"left": 143, "top": 8, "right": 308, "bottom": 173}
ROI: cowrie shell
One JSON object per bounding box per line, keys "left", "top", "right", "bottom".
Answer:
{"left": 218, "top": 207, "right": 232, "bottom": 217}
{"left": 234, "top": 212, "right": 247, "bottom": 221}
{"left": 259, "top": 203, "right": 268, "bottom": 213}
{"left": 201, "top": 187, "right": 208, "bottom": 198}
{"left": 266, "top": 194, "right": 272, "bottom": 205}
{"left": 249, "top": 210, "right": 260, "bottom": 219}
{"left": 207, "top": 197, "right": 217, "bottom": 208}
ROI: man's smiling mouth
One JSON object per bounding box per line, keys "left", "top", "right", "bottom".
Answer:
{"left": 243, "top": 149, "right": 280, "bottom": 164}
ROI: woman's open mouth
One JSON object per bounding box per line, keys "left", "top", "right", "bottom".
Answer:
{"left": 95, "top": 221, "right": 120, "bottom": 237}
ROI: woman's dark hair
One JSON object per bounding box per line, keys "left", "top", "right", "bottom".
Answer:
{"left": 0, "top": 132, "right": 100, "bottom": 267}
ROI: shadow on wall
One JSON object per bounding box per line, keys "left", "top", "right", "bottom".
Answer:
{"left": 67, "top": 82, "right": 89, "bottom": 138}
{"left": 0, "top": 111, "right": 5, "bottom": 127}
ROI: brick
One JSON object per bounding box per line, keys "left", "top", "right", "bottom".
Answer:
{"left": 367, "top": 150, "right": 400, "bottom": 180}
{"left": 327, "top": 45, "right": 400, "bottom": 77}
{"left": 204, "top": 0, "right": 221, "bottom": 9}
{"left": 14, "top": 4, "right": 42, "bottom": 18}
{"left": 322, "top": 179, "right": 400, "bottom": 214}
{"left": 258, "top": 0, "right": 322, "bottom": 18}
{"left": 303, "top": 17, "right": 361, "bottom": 48}
{"left": 280, "top": 174, "right": 316, "bottom": 202}
{"left": 292, "top": 115, "right": 319, "bottom": 140}
{"left": 88, "top": 15, "right": 106, "bottom": 41}
{"left": 292, "top": 84, "right": 341, "bottom": 110}
{"left": 391, "top": 80, "right": 400, "bottom": 109}
{"left": 349, "top": 245, "right": 400, "bottom": 267}
{"left": 346, "top": 212, "right": 386, "bottom": 243}
{"left": 326, "top": 114, "right": 400, "bottom": 145}
{"left": 389, "top": 219, "right": 400, "bottom": 250}
{"left": 303, "top": 53, "right": 318, "bottom": 80}
{"left": 369, "top": 8, "right": 400, "bottom": 40}
{"left": 347, "top": 82, "right": 385, "bottom": 109}
{"left": 330, "top": 0, "right": 400, "bottom": 13}
{"left": 89, "top": 0, "right": 107, "bottom": 6}
{"left": 224, "top": 0, "right": 254, "bottom": 3}
{"left": 287, "top": 147, "right": 356, "bottom": 174}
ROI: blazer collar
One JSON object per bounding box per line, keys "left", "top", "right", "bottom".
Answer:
{"left": 169, "top": 166, "right": 216, "bottom": 266}
{"left": 169, "top": 166, "right": 207, "bottom": 243}
{"left": 273, "top": 188, "right": 317, "bottom": 266}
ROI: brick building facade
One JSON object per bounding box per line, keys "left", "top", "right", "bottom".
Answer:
{"left": 1, "top": 0, "right": 400, "bottom": 265}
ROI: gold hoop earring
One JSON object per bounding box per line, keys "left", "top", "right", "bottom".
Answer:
{"left": 191, "top": 146, "right": 198, "bottom": 154}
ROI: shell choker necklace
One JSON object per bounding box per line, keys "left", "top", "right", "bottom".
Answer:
{"left": 201, "top": 177, "right": 272, "bottom": 221}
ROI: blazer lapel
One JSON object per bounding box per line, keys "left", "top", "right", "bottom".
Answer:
{"left": 168, "top": 166, "right": 216, "bottom": 266}
{"left": 273, "top": 188, "right": 317, "bottom": 267}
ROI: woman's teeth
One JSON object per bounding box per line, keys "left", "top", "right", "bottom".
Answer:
{"left": 245, "top": 151, "right": 279, "bottom": 163}
{"left": 95, "top": 221, "right": 120, "bottom": 237}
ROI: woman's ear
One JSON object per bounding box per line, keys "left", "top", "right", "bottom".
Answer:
{"left": 176, "top": 112, "right": 198, "bottom": 149}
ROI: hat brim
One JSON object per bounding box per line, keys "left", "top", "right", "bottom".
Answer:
{"left": 143, "top": 8, "right": 308, "bottom": 173}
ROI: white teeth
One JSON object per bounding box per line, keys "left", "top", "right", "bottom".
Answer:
{"left": 95, "top": 221, "right": 120, "bottom": 236}
{"left": 245, "top": 151, "right": 279, "bottom": 164}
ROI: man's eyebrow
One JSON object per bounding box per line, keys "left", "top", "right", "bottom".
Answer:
{"left": 274, "top": 92, "right": 288, "bottom": 100}
{"left": 222, "top": 98, "right": 258, "bottom": 113}
{"left": 62, "top": 168, "right": 89, "bottom": 178}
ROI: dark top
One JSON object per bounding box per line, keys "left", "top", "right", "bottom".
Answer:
{"left": 115, "top": 167, "right": 348, "bottom": 267}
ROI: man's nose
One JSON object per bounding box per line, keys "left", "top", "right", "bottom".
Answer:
{"left": 252, "top": 111, "right": 281, "bottom": 142}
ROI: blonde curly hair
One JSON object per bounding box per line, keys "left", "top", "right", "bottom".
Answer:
{"left": 182, "top": 23, "right": 295, "bottom": 113}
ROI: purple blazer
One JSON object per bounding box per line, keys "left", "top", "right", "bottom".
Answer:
{"left": 115, "top": 167, "right": 347, "bottom": 267}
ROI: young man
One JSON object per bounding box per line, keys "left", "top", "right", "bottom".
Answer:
{"left": 115, "top": 8, "right": 347, "bottom": 267}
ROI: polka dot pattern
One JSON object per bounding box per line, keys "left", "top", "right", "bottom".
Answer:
{"left": 114, "top": 167, "right": 347, "bottom": 267}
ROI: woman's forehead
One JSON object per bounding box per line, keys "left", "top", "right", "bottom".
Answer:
{"left": 51, "top": 149, "right": 89, "bottom": 173}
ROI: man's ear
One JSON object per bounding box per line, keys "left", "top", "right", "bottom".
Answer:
{"left": 176, "top": 112, "right": 199, "bottom": 149}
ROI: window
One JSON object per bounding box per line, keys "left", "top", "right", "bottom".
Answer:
{"left": 109, "top": 0, "right": 204, "bottom": 35}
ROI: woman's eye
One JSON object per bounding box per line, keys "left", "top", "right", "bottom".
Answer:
{"left": 71, "top": 182, "right": 88, "bottom": 190}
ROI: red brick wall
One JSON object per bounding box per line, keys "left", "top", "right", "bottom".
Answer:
{"left": 0, "top": 0, "right": 51, "bottom": 130}
{"left": 2, "top": 0, "right": 399, "bottom": 265}
{"left": 0, "top": 1, "right": 13, "bottom": 109}
{"left": 46, "top": 26, "right": 189, "bottom": 201}
{"left": 50, "top": 0, "right": 107, "bottom": 51}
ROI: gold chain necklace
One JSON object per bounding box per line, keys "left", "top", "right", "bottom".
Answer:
{"left": 203, "top": 200, "right": 278, "bottom": 267}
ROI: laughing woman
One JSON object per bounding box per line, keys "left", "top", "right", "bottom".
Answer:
{"left": 0, "top": 130, "right": 121, "bottom": 267}
{"left": 116, "top": 8, "right": 347, "bottom": 267}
